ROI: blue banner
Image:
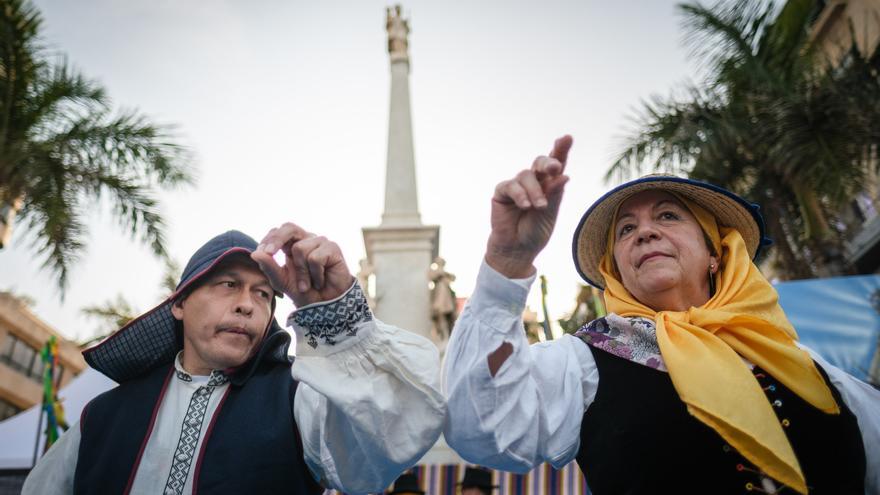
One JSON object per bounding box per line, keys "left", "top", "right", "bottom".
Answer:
{"left": 775, "top": 274, "right": 880, "bottom": 382}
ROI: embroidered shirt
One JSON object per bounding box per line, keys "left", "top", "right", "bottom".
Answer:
{"left": 442, "top": 261, "right": 880, "bottom": 492}
{"left": 24, "top": 281, "right": 446, "bottom": 495}
{"left": 134, "top": 355, "right": 230, "bottom": 495}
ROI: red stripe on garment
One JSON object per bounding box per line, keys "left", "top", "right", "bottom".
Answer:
{"left": 124, "top": 367, "right": 174, "bottom": 495}
{"left": 191, "top": 385, "right": 231, "bottom": 494}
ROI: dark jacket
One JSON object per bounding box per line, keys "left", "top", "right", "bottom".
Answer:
{"left": 74, "top": 329, "right": 323, "bottom": 495}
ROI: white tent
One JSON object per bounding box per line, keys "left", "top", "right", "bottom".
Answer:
{"left": 0, "top": 368, "right": 115, "bottom": 470}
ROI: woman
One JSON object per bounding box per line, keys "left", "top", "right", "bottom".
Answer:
{"left": 443, "top": 136, "right": 879, "bottom": 494}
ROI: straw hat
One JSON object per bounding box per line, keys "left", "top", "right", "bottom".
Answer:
{"left": 572, "top": 175, "right": 769, "bottom": 288}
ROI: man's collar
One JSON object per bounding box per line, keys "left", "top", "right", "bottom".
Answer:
{"left": 174, "top": 351, "right": 230, "bottom": 387}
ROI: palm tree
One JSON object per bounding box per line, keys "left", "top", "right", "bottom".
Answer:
{"left": 80, "top": 294, "right": 138, "bottom": 342}
{"left": 80, "top": 257, "right": 181, "bottom": 344}
{"left": 607, "top": 0, "right": 880, "bottom": 279}
{"left": 0, "top": 0, "right": 193, "bottom": 292}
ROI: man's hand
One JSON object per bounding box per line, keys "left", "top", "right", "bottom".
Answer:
{"left": 251, "top": 223, "right": 354, "bottom": 307}
{"left": 486, "top": 135, "right": 572, "bottom": 279}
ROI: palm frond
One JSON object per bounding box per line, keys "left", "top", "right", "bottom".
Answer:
{"left": 18, "top": 153, "right": 86, "bottom": 294}
{"left": 51, "top": 109, "right": 194, "bottom": 187}
{"left": 23, "top": 59, "right": 107, "bottom": 135}
{"left": 610, "top": 0, "right": 879, "bottom": 277}
{"left": 81, "top": 294, "right": 138, "bottom": 339}
{"left": 0, "top": 0, "right": 195, "bottom": 293}
{"left": 160, "top": 258, "right": 181, "bottom": 296}
{"left": 679, "top": 0, "right": 776, "bottom": 83}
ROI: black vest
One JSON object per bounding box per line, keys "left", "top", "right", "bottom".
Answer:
{"left": 74, "top": 361, "right": 323, "bottom": 495}
{"left": 576, "top": 343, "right": 866, "bottom": 494}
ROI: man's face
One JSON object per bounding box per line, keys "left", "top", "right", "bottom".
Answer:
{"left": 462, "top": 488, "right": 489, "bottom": 495}
{"left": 171, "top": 255, "right": 274, "bottom": 375}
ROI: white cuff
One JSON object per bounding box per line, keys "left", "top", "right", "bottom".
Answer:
{"left": 287, "top": 281, "right": 373, "bottom": 355}
{"left": 466, "top": 261, "right": 536, "bottom": 333}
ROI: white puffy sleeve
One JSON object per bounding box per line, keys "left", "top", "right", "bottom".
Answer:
{"left": 290, "top": 281, "right": 446, "bottom": 494}
{"left": 21, "top": 422, "right": 80, "bottom": 495}
{"left": 443, "top": 261, "right": 598, "bottom": 472}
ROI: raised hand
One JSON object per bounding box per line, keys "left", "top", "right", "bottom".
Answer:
{"left": 485, "top": 135, "right": 572, "bottom": 279}
{"left": 250, "top": 223, "right": 354, "bottom": 307}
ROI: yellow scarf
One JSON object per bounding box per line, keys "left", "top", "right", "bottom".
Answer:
{"left": 598, "top": 196, "right": 839, "bottom": 494}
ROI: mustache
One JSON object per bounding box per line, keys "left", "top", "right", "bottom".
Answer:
{"left": 216, "top": 323, "right": 258, "bottom": 338}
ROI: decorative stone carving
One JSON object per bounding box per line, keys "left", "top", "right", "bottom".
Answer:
{"left": 429, "top": 257, "right": 456, "bottom": 342}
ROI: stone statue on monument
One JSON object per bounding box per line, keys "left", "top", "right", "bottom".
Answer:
{"left": 429, "top": 257, "right": 456, "bottom": 342}
{"left": 386, "top": 5, "right": 409, "bottom": 59}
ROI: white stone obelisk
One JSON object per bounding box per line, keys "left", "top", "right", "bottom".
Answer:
{"left": 363, "top": 6, "right": 462, "bottom": 467}
{"left": 362, "top": 5, "right": 439, "bottom": 342}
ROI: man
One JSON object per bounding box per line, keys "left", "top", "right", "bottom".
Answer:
{"left": 24, "top": 224, "right": 446, "bottom": 494}
{"left": 459, "top": 467, "right": 498, "bottom": 495}
{"left": 386, "top": 472, "right": 424, "bottom": 495}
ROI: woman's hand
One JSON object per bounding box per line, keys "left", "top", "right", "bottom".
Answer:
{"left": 485, "top": 135, "right": 572, "bottom": 278}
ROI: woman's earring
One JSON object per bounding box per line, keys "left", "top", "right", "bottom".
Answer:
{"left": 708, "top": 264, "right": 716, "bottom": 295}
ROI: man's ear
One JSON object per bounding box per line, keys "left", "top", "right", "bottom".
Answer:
{"left": 171, "top": 298, "right": 185, "bottom": 321}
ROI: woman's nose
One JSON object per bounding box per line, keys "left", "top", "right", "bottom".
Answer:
{"left": 635, "top": 224, "right": 661, "bottom": 244}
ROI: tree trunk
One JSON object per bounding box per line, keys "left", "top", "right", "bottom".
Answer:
{"left": 791, "top": 181, "right": 832, "bottom": 242}
{"left": 0, "top": 195, "right": 23, "bottom": 249}
{"left": 764, "top": 183, "right": 815, "bottom": 280}
{"left": 788, "top": 182, "right": 855, "bottom": 276}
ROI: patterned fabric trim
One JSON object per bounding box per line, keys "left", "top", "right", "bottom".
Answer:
{"left": 162, "top": 378, "right": 225, "bottom": 494}
{"left": 288, "top": 282, "right": 373, "bottom": 349}
{"left": 574, "top": 314, "right": 668, "bottom": 371}
{"left": 174, "top": 368, "right": 229, "bottom": 387}
{"left": 173, "top": 352, "right": 230, "bottom": 386}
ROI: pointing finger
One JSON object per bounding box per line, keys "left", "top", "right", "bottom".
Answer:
{"left": 549, "top": 135, "right": 573, "bottom": 170}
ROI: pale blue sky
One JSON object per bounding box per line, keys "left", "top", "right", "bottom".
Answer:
{"left": 1, "top": 0, "right": 699, "bottom": 341}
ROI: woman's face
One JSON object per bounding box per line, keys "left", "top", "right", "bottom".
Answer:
{"left": 611, "top": 190, "right": 717, "bottom": 311}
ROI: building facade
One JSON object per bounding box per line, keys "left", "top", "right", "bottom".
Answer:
{"left": 810, "top": 0, "right": 880, "bottom": 275}
{"left": 0, "top": 293, "right": 86, "bottom": 421}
